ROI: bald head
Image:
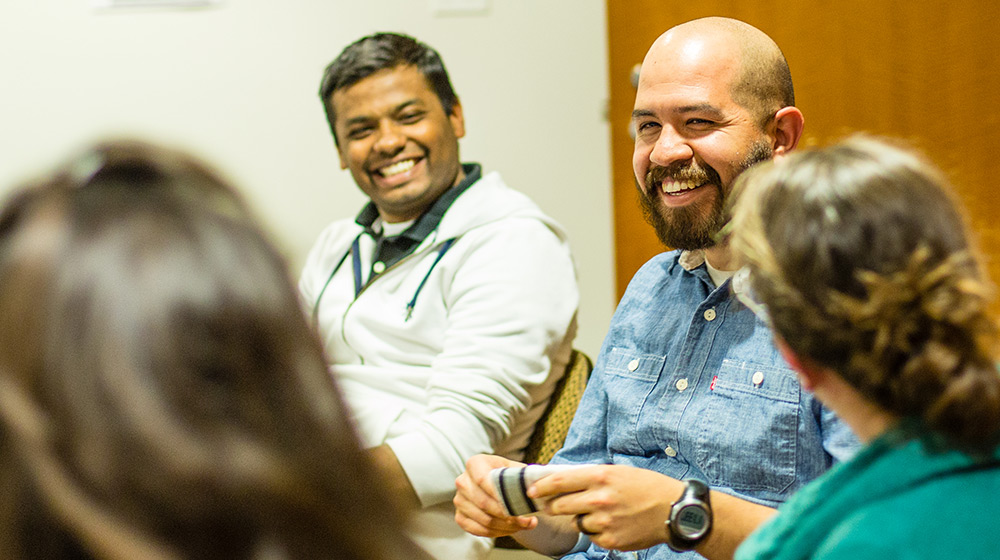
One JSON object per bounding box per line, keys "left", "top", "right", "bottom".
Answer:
{"left": 646, "top": 17, "right": 794, "bottom": 128}
{"left": 630, "top": 17, "right": 803, "bottom": 253}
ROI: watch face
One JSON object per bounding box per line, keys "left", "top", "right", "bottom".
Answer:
{"left": 675, "top": 504, "right": 710, "bottom": 539}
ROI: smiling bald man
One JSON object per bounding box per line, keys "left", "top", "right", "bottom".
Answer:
{"left": 454, "top": 17, "right": 859, "bottom": 560}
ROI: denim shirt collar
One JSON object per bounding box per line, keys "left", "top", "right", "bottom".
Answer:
{"left": 678, "top": 249, "right": 706, "bottom": 271}
{"left": 672, "top": 249, "right": 720, "bottom": 291}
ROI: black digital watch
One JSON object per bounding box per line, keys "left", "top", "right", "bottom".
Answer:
{"left": 664, "top": 479, "right": 712, "bottom": 552}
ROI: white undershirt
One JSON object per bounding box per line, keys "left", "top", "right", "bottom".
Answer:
{"left": 705, "top": 259, "right": 737, "bottom": 288}
{"left": 377, "top": 218, "right": 415, "bottom": 238}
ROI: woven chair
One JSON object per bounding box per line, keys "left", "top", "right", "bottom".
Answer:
{"left": 495, "top": 348, "right": 593, "bottom": 549}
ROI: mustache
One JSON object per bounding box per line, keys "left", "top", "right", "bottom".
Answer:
{"left": 644, "top": 160, "right": 720, "bottom": 193}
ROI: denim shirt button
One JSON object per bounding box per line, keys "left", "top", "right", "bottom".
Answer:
{"left": 627, "top": 359, "right": 640, "bottom": 371}
{"left": 664, "top": 446, "right": 677, "bottom": 457}
{"left": 372, "top": 261, "right": 386, "bottom": 274}
{"left": 703, "top": 307, "right": 717, "bottom": 321}
{"left": 675, "top": 378, "right": 689, "bottom": 392}
{"left": 752, "top": 371, "right": 765, "bottom": 386}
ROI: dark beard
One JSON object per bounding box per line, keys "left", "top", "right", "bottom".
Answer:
{"left": 637, "top": 140, "right": 773, "bottom": 250}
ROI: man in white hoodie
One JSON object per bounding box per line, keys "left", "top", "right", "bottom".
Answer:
{"left": 299, "top": 32, "right": 579, "bottom": 560}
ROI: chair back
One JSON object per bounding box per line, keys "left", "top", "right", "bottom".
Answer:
{"left": 494, "top": 349, "right": 592, "bottom": 551}
{"left": 522, "top": 348, "right": 593, "bottom": 465}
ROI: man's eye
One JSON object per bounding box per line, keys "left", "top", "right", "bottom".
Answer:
{"left": 347, "top": 127, "right": 373, "bottom": 139}
{"left": 636, "top": 121, "right": 660, "bottom": 133}
{"left": 686, "top": 118, "right": 715, "bottom": 127}
{"left": 399, "top": 112, "right": 424, "bottom": 124}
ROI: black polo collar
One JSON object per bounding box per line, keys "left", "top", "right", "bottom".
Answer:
{"left": 353, "top": 163, "right": 481, "bottom": 274}
{"left": 354, "top": 162, "right": 481, "bottom": 239}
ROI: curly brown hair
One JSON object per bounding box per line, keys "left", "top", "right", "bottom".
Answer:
{"left": 729, "top": 135, "right": 1000, "bottom": 455}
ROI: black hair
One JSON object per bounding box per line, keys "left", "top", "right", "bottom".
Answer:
{"left": 319, "top": 33, "right": 459, "bottom": 146}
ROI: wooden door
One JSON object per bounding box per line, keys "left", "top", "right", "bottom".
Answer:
{"left": 606, "top": 1, "right": 1000, "bottom": 309}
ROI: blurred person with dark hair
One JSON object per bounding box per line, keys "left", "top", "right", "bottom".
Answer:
{"left": 729, "top": 135, "right": 1000, "bottom": 559}
{"left": 0, "top": 139, "right": 427, "bottom": 560}
{"left": 305, "top": 32, "right": 578, "bottom": 559}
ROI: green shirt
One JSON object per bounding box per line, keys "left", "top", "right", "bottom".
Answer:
{"left": 736, "top": 423, "right": 1000, "bottom": 559}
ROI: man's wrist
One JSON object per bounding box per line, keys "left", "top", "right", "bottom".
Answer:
{"left": 557, "top": 532, "right": 592, "bottom": 558}
{"left": 664, "top": 479, "right": 713, "bottom": 552}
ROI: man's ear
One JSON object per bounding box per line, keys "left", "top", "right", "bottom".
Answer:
{"left": 770, "top": 106, "right": 804, "bottom": 156}
{"left": 328, "top": 94, "right": 349, "bottom": 170}
{"left": 337, "top": 146, "right": 348, "bottom": 170}
{"left": 334, "top": 126, "right": 348, "bottom": 170}
{"left": 449, "top": 99, "right": 466, "bottom": 139}
{"left": 774, "top": 335, "right": 823, "bottom": 391}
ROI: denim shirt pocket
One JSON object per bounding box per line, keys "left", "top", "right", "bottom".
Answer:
{"left": 693, "top": 358, "right": 800, "bottom": 495}
{"left": 604, "top": 348, "right": 665, "bottom": 453}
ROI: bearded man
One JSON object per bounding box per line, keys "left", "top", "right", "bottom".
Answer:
{"left": 453, "top": 17, "right": 859, "bottom": 560}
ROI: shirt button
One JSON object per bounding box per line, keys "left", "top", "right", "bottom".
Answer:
{"left": 704, "top": 308, "right": 717, "bottom": 321}
{"left": 675, "top": 378, "right": 689, "bottom": 392}
{"left": 664, "top": 446, "right": 677, "bottom": 457}
{"left": 752, "top": 371, "right": 765, "bottom": 386}
{"left": 372, "top": 261, "right": 386, "bottom": 274}
{"left": 627, "top": 359, "right": 639, "bottom": 371}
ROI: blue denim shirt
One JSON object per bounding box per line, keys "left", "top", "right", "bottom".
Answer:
{"left": 551, "top": 250, "right": 859, "bottom": 560}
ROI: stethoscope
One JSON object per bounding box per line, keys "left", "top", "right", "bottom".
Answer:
{"left": 311, "top": 231, "right": 456, "bottom": 323}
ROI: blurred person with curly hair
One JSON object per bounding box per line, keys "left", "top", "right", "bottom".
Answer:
{"left": 728, "top": 135, "right": 1000, "bottom": 559}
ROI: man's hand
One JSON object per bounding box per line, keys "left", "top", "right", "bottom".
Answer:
{"left": 531, "top": 465, "right": 777, "bottom": 559}
{"left": 530, "top": 464, "right": 679, "bottom": 552}
{"left": 454, "top": 454, "right": 536, "bottom": 537}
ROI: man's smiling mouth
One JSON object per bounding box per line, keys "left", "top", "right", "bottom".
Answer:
{"left": 661, "top": 180, "right": 704, "bottom": 194}
{"left": 377, "top": 159, "right": 417, "bottom": 177}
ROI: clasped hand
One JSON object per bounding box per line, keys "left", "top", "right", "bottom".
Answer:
{"left": 454, "top": 454, "right": 682, "bottom": 553}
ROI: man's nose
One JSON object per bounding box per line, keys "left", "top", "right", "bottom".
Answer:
{"left": 649, "top": 127, "right": 694, "bottom": 167}
{"left": 373, "top": 121, "right": 406, "bottom": 154}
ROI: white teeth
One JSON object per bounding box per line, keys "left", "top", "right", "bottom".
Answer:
{"left": 662, "top": 181, "right": 699, "bottom": 194}
{"left": 378, "top": 159, "right": 416, "bottom": 177}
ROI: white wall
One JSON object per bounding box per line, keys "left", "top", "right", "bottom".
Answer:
{"left": 0, "top": 0, "right": 615, "bottom": 357}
